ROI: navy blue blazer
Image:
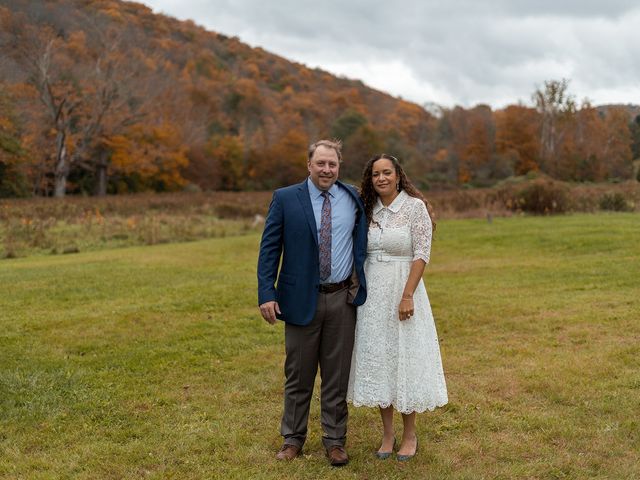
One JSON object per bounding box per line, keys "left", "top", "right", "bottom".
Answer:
{"left": 257, "top": 179, "right": 367, "bottom": 326}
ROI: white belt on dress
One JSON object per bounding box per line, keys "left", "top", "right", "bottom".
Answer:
{"left": 368, "top": 253, "right": 414, "bottom": 262}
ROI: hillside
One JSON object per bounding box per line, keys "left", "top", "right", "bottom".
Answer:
{"left": 597, "top": 104, "right": 640, "bottom": 119}
{"left": 0, "top": 0, "right": 433, "bottom": 195}
{"left": 0, "top": 1, "right": 638, "bottom": 198}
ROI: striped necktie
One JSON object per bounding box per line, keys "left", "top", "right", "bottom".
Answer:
{"left": 319, "top": 191, "right": 332, "bottom": 281}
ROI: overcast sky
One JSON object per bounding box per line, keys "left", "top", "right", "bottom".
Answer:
{"left": 140, "top": 0, "right": 640, "bottom": 109}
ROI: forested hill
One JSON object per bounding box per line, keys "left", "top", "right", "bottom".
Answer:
{"left": 0, "top": 0, "right": 432, "bottom": 196}
{"left": 0, "top": 1, "right": 639, "bottom": 199}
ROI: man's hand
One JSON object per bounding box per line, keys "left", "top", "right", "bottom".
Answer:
{"left": 259, "top": 301, "right": 281, "bottom": 325}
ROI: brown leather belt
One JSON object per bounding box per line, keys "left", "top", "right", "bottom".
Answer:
{"left": 318, "top": 279, "right": 350, "bottom": 293}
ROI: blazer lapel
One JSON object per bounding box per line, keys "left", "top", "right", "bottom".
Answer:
{"left": 297, "top": 181, "right": 318, "bottom": 247}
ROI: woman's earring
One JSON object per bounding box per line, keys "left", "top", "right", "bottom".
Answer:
{"left": 396, "top": 182, "right": 400, "bottom": 191}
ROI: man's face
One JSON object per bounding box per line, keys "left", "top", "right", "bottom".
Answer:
{"left": 308, "top": 146, "right": 340, "bottom": 191}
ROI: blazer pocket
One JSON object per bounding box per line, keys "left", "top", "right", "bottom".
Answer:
{"left": 277, "top": 273, "right": 297, "bottom": 286}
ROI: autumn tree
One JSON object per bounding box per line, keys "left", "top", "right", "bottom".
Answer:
{"left": 209, "top": 135, "right": 244, "bottom": 190}
{"left": 570, "top": 101, "right": 607, "bottom": 180}
{"left": 533, "top": 79, "right": 576, "bottom": 177}
{"left": 0, "top": 83, "right": 29, "bottom": 196}
{"left": 495, "top": 105, "right": 540, "bottom": 175}
{"left": 382, "top": 102, "right": 436, "bottom": 187}
{"left": 463, "top": 105, "right": 495, "bottom": 182}
{"left": 329, "top": 109, "right": 382, "bottom": 181}
{"left": 446, "top": 107, "right": 472, "bottom": 183}
{"left": 330, "top": 109, "right": 367, "bottom": 142}
{"left": 341, "top": 125, "right": 384, "bottom": 182}
{"left": 602, "top": 107, "right": 633, "bottom": 179}
{"left": 630, "top": 115, "right": 640, "bottom": 181}
{"left": 252, "top": 128, "right": 308, "bottom": 189}
{"left": 1, "top": 5, "right": 138, "bottom": 195}
{"left": 430, "top": 109, "right": 457, "bottom": 184}
{"left": 631, "top": 115, "right": 640, "bottom": 160}
{"left": 0, "top": 7, "right": 79, "bottom": 196}
{"left": 105, "top": 122, "right": 188, "bottom": 192}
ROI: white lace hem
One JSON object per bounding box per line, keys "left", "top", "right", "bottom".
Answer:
{"left": 348, "top": 397, "right": 448, "bottom": 415}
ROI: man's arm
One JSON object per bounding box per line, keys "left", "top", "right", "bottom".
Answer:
{"left": 257, "top": 192, "right": 284, "bottom": 324}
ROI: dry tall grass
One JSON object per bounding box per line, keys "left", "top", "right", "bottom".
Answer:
{"left": 0, "top": 192, "right": 271, "bottom": 258}
{"left": 1, "top": 180, "right": 638, "bottom": 258}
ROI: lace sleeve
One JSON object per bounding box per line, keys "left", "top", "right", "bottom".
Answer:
{"left": 410, "top": 199, "right": 432, "bottom": 264}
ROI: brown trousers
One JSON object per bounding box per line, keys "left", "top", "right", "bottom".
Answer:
{"left": 281, "top": 286, "right": 356, "bottom": 449}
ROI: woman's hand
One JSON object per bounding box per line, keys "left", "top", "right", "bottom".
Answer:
{"left": 398, "top": 297, "right": 414, "bottom": 321}
{"left": 399, "top": 260, "right": 424, "bottom": 321}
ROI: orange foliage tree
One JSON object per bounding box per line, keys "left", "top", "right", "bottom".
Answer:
{"left": 568, "top": 102, "right": 607, "bottom": 180}
{"left": 105, "top": 122, "right": 188, "bottom": 192}
{"left": 602, "top": 107, "right": 634, "bottom": 179}
{"left": 495, "top": 105, "right": 540, "bottom": 175}
{"left": 251, "top": 128, "right": 309, "bottom": 190}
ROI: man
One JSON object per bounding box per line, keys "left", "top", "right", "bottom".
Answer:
{"left": 257, "top": 139, "right": 367, "bottom": 466}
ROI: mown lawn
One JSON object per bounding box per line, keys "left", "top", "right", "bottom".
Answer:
{"left": 1, "top": 213, "right": 638, "bottom": 479}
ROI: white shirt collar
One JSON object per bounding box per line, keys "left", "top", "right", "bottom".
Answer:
{"left": 373, "top": 190, "right": 407, "bottom": 214}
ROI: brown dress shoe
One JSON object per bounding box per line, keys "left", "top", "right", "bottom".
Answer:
{"left": 276, "top": 444, "right": 301, "bottom": 461}
{"left": 325, "top": 445, "right": 349, "bottom": 466}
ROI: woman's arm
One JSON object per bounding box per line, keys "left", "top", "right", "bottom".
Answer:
{"left": 398, "top": 199, "right": 432, "bottom": 321}
{"left": 398, "top": 259, "right": 426, "bottom": 320}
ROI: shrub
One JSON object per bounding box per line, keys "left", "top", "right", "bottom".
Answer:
{"left": 448, "top": 190, "right": 481, "bottom": 212}
{"left": 520, "top": 181, "right": 569, "bottom": 214}
{"left": 495, "top": 179, "right": 569, "bottom": 214}
{"left": 182, "top": 183, "right": 202, "bottom": 193}
{"left": 599, "top": 192, "right": 632, "bottom": 212}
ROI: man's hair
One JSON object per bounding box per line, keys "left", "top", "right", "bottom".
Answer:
{"left": 308, "top": 139, "right": 343, "bottom": 163}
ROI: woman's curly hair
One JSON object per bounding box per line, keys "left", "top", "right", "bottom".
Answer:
{"left": 360, "top": 153, "right": 436, "bottom": 232}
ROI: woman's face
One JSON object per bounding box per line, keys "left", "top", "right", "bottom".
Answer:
{"left": 371, "top": 158, "right": 398, "bottom": 197}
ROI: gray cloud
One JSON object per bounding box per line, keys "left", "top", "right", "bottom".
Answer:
{"left": 143, "top": 0, "right": 640, "bottom": 107}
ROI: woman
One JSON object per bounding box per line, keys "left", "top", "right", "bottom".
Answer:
{"left": 347, "top": 154, "right": 448, "bottom": 461}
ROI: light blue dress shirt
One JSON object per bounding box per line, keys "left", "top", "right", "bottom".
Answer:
{"left": 307, "top": 178, "right": 356, "bottom": 284}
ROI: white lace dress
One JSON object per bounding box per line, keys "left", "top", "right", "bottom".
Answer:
{"left": 347, "top": 190, "right": 448, "bottom": 414}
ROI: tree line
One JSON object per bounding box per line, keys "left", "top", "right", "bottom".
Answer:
{"left": 1, "top": 0, "right": 639, "bottom": 198}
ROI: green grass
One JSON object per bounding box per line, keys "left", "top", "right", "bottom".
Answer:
{"left": 1, "top": 213, "right": 639, "bottom": 479}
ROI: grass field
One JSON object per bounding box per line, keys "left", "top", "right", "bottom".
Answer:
{"left": 1, "top": 213, "right": 639, "bottom": 479}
